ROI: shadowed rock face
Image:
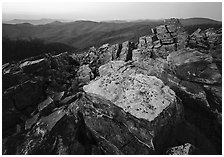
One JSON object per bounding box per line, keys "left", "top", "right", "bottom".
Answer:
{"left": 2, "top": 18, "right": 222, "bottom": 155}
{"left": 3, "top": 92, "right": 182, "bottom": 155}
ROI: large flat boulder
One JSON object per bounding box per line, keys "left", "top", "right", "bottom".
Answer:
{"left": 84, "top": 70, "right": 176, "bottom": 122}
{"left": 83, "top": 61, "right": 183, "bottom": 153}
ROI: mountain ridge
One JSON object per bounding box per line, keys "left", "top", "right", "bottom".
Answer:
{"left": 3, "top": 17, "right": 221, "bottom": 50}
{"left": 3, "top": 17, "right": 221, "bottom": 25}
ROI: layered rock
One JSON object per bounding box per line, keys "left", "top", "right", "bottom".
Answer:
{"left": 84, "top": 60, "right": 183, "bottom": 154}
{"left": 133, "top": 18, "right": 188, "bottom": 61}
{"left": 2, "top": 18, "right": 222, "bottom": 155}
{"left": 3, "top": 92, "right": 180, "bottom": 155}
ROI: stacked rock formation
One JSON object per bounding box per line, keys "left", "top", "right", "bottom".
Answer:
{"left": 2, "top": 18, "right": 222, "bottom": 155}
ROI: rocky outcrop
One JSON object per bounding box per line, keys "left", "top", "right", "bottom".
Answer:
{"left": 84, "top": 60, "right": 184, "bottom": 154}
{"left": 188, "top": 28, "right": 222, "bottom": 51}
{"left": 84, "top": 61, "right": 180, "bottom": 122}
{"left": 133, "top": 18, "right": 188, "bottom": 61}
{"left": 130, "top": 19, "right": 222, "bottom": 154}
{"left": 2, "top": 18, "right": 222, "bottom": 155}
{"left": 3, "top": 92, "right": 180, "bottom": 155}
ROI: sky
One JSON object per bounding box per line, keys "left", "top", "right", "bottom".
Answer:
{"left": 2, "top": 2, "right": 222, "bottom": 21}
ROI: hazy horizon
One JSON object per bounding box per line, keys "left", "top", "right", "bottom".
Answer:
{"left": 3, "top": 2, "right": 222, "bottom": 22}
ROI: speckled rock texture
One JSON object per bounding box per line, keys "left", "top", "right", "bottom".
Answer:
{"left": 166, "top": 143, "right": 198, "bottom": 155}
{"left": 84, "top": 61, "right": 177, "bottom": 122}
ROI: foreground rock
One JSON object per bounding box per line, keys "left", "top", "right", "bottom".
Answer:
{"left": 84, "top": 60, "right": 183, "bottom": 153}
{"left": 3, "top": 92, "right": 182, "bottom": 154}
{"left": 84, "top": 61, "right": 178, "bottom": 121}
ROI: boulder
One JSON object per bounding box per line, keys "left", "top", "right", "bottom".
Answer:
{"left": 7, "top": 80, "right": 45, "bottom": 116}
{"left": 118, "top": 41, "right": 129, "bottom": 61}
{"left": 50, "top": 52, "right": 73, "bottom": 70}
{"left": 84, "top": 73, "right": 177, "bottom": 122}
{"left": 138, "top": 36, "right": 147, "bottom": 48}
{"left": 1, "top": 18, "right": 222, "bottom": 155}
{"left": 176, "top": 62, "right": 221, "bottom": 84}
{"left": 109, "top": 44, "right": 119, "bottom": 60}
{"left": 133, "top": 19, "right": 188, "bottom": 60}
{"left": 132, "top": 49, "right": 142, "bottom": 62}
{"left": 19, "top": 58, "right": 50, "bottom": 74}
{"left": 25, "top": 113, "right": 40, "bottom": 130}
{"left": 51, "top": 91, "right": 65, "bottom": 102}
{"left": 3, "top": 91, "right": 182, "bottom": 155}
{"left": 166, "top": 143, "right": 198, "bottom": 155}
{"left": 167, "top": 48, "right": 221, "bottom": 85}
{"left": 38, "top": 97, "right": 55, "bottom": 116}
{"left": 3, "top": 72, "right": 29, "bottom": 91}
{"left": 132, "top": 48, "right": 152, "bottom": 63}
{"left": 77, "top": 64, "right": 93, "bottom": 84}
{"left": 98, "top": 43, "right": 112, "bottom": 65}
{"left": 145, "top": 36, "right": 153, "bottom": 46}
{"left": 203, "top": 85, "right": 222, "bottom": 112}
{"left": 167, "top": 48, "right": 213, "bottom": 66}
{"left": 84, "top": 61, "right": 183, "bottom": 153}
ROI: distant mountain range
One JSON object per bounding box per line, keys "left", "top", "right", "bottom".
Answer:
{"left": 3, "top": 17, "right": 222, "bottom": 51}
{"left": 3, "top": 17, "right": 221, "bottom": 25}
{"left": 3, "top": 18, "right": 72, "bottom": 25}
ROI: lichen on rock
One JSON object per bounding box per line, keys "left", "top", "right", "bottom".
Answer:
{"left": 84, "top": 61, "right": 177, "bottom": 121}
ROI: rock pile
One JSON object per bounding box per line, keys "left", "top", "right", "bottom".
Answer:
{"left": 2, "top": 18, "right": 222, "bottom": 155}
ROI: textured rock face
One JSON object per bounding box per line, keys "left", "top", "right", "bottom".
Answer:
{"left": 97, "top": 44, "right": 111, "bottom": 65}
{"left": 84, "top": 61, "right": 177, "bottom": 122}
{"left": 167, "top": 48, "right": 213, "bottom": 66}
{"left": 188, "top": 28, "right": 222, "bottom": 51}
{"left": 2, "top": 18, "right": 222, "bottom": 155}
{"left": 77, "top": 64, "right": 93, "bottom": 84}
{"left": 84, "top": 61, "right": 184, "bottom": 154}
{"left": 166, "top": 143, "right": 198, "bottom": 155}
{"left": 167, "top": 49, "right": 221, "bottom": 84}
{"left": 3, "top": 92, "right": 181, "bottom": 155}
{"left": 133, "top": 18, "right": 188, "bottom": 61}
{"left": 118, "top": 41, "right": 129, "bottom": 61}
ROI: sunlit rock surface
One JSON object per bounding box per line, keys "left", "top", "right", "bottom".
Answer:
{"left": 84, "top": 61, "right": 177, "bottom": 121}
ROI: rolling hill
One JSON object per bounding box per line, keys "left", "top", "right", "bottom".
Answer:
{"left": 2, "top": 18, "right": 222, "bottom": 63}
{"left": 3, "top": 18, "right": 72, "bottom": 25}
{"left": 3, "top": 18, "right": 221, "bottom": 50}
